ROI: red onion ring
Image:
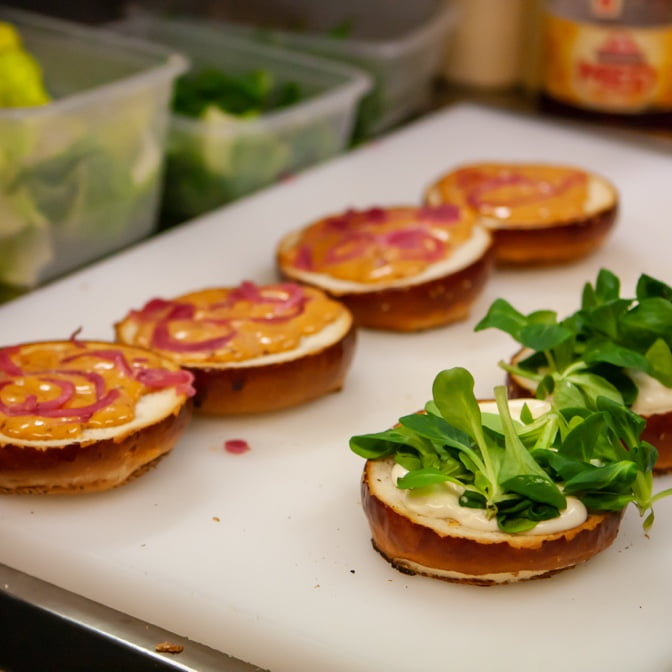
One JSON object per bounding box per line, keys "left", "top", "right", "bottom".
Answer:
{"left": 362, "top": 207, "right": 388, "bottom": 223}
{"left": 0, "top": 379, "right": 118, "bottom": 420}
{"left": 381, "top": 228, "right": 446, "bottom": 262}
{"left": 134, "top": 368, "right": 196, "bottom": 397}
{"left": 51, "top": 368, "right": 107, "bottom": 399}
{"left": 418, "top": 204, "right": 461, "bottom": 222}
{"left": 151, "top": 320, "right": 236, "bottom": 353}
{"left": 132, "top": 298, "right": 195, "bottom": 322}
{"left": 31, "top": 377, "right": 76, "bottom": 412}
{"left": 211, "top": 282, "right": 309, "bottom": 324}
{"left": 465, "top": 171, "right": 587, "bottom": 210}
{"left": 325, "top": 232, "right": 375, "bottom": 265}
{"left": 0, "top": 377, "right": 76, "bottom": 416}
{"left": 37, "top": 389, "right": 121, "bottom": 419}
{"left": 68, "top": 327, "right": 86, "bottom": 347}
{"left": 293, "top": 245, "right": 313, "bottom": 270}
{"left": 0, "top": 346, "right": 22, "bottom": 377}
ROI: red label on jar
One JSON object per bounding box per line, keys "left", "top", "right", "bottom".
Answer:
{"left": 544, "top": 13, "right": 672, "bottom": 113}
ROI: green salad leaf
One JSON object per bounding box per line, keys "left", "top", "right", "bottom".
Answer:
{"left": 350, "top": 366, "right": 668, "bottom": 533}
{"left": 172, "top": 68, "right": 304, "bottom": 120}
{"left": 475, "top": 268, "right": 672, "bottom": 410}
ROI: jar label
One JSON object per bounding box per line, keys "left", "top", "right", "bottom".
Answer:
{"left": 544, "top": 13, "right": 672, "bottom": 112}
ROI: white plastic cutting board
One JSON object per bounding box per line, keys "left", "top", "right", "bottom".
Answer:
{"left": 2, "top": 104, "right": 672, "bottom": 672}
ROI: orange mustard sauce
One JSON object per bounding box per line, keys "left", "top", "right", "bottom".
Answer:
{"left": 434, "top": 164, "right": 590, "bottom": 226}
{"left": 279, "top": 206, "right": 476, "bottom": 284}
{"left": 0, "top": 342, "right": 177, "bottom": 441}
{"left": 125, "top": 284, "right": 346, "bottom": 365}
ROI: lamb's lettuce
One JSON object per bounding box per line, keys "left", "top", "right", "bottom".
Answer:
{"left": 475, "top": 269, "right": 672, "bottom": 410}
{"left": 350, "top": 367, "right": 669, "bottom": 532}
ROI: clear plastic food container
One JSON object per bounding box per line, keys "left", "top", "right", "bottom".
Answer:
{"left": 112, "top": 15, "right": 371, "bottom": 223}
{"left": 0, "top": 8, "right": 187, "bottom": 292}
{"left": 139, "top": 0, "right": 455, "bottom": 138}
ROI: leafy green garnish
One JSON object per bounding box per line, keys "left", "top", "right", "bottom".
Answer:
{"left": 475, "top": 268, "right": 672, "bottom": 411}
{"left": 172, "top": 68, "right": 304, "bottom": 119}
{"left": 350, "top": 366, "right": 667, "bottom": 532}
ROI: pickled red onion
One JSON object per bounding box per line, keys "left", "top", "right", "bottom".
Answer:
{"left": 134, "top": 368, "right": 195, "bottom": 397}
{"left": 225, "top": 281, "right": 304, "bottom": 307}
{"left": 46, "top": 368, "right": 107, "bottom": 399}
{"left": 324, "top": 227, "right": 446, "bottom": 266}
{"left": 0, "top": 346, "right": 22, "bottom": 377}
{"left": 214, "top": 282, "right": 308, "bottom": 323}
{"left": 0, "top": 381, "right": 118, "bottom": 419}
{"left": 30, "top": 377, "right": 76, "bottom": 412}
{"left": 465, "top": 171, "right": 587, "bottom": 210}
{"left": 363, "top": 207, "right": 388, "bottom": 223}
{"left": 151, "top": 320, "right": 235, "bottom": 353}
{"left": 0, "top": 377, "right": 76, "bottom": 416}
{"left": 68, "top": 327, "right": 86, "bottom": 347}
{"left": 37, "top": 389, "right": 121, "bottom": 419}
{"left": 225, "top": 281, "right": 266, "bottom": 304}
{"left": 224, "top": 439, "right": 250, "bottom": 454}
{"left": 418, "top": 204, "right": 461, "bottom": 221}
{"left": 381, "top": 228, "right": 446, "bottom": 262}
{"left": 293, "top": 245, "right": 313, "bottom": 270}
{"left": 325, "top": 233, "right": 374, "bottom": 265}
{"left": 132, "top": 298, "right": 195, "bottom": 321}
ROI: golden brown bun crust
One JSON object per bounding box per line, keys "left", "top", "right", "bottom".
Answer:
{"left": 361, "top": 459, "right": 623, "bottom": 585}
{"left": 639, "top": 413, "right": 672, "bottom": 474}
{"left": 189, "top": 322, "right": 357, "bottom": 415}
{"left": 489, "top": 204, "right": 618, "bottom": 266}
{"left": 506, "top": 355, "right": 672, "bottom": 475}
{"left": 279, "top": 246, "right": 495, "bottom": 332}
{"left": 0, "top": 402, "right": 192, "bottom": 495}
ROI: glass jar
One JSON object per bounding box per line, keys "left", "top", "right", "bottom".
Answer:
{"left": 542, "top": 0, "right": 672, "bottom": 119}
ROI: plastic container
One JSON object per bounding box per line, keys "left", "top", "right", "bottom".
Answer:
{"left": 0, "top": 7, "right": 187, "bottom": 291}
{"left": 129, "top": 0, "right": 454, "bottom": 139}
{"left": 112, "top": 15, "right": 371, "bottom": 223}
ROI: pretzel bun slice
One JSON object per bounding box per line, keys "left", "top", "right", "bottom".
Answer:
{"left": 425, "top": 162, "right": 618, "bottom": 266}
{"left": 0, "top": 340, "right": 194, "bottom": 494}
{"left": 115, "top": 282, "right": 356, "bottom": 415}
{"left": 277, "top": 206, "right": 495, "bottom": 332}
{"left": 362, "top": 457, "right": 623, "bottom": 586}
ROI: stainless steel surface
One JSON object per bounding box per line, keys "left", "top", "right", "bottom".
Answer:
{"left": 0, "top": 563, "right": 266, "bottom": 672}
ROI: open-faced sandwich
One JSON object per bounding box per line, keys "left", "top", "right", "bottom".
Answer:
{"left": 276, "top": 205, "right": 494, "bottom": 332}
{"left": 475, "top": 268, "right": 672, "bottom": 473}
{"left": 115, "top": 281, "right": 356, "bottom": 415}
{"left": 424, "top": 162, "right": 618, "bottom": 266}
{"left": 0, "top": 338, "right": 194, "bottom": 494}
{"left": 350, "top": 366, "right": 668, "bottom": 585}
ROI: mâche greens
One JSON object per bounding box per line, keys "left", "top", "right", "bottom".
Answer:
{"left": 350, "top": 367, "right": 670, "bottom": 533}
{"left": 475, "top": 269, "right": 672, "bottom": 410}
